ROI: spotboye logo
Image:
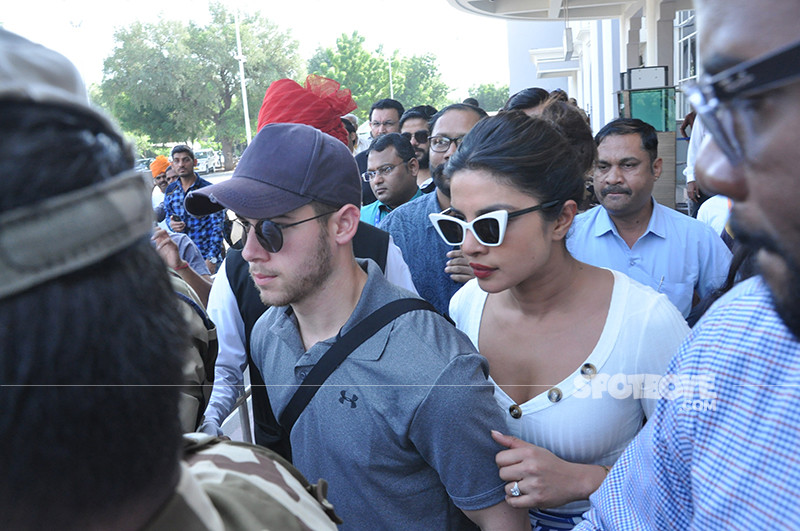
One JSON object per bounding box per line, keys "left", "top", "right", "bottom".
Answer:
{"left": 572, "top": 373, "right": 718, "bottom": 411}
{"left": 659, "top": 374, "right": 718, "bottom": 412}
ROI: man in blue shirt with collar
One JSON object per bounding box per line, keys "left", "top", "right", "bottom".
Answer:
{"left": 164, "top": 144, "right": 225, "bottom": 274}
{"left": 576, "top": 1, "right": 800, "bottom": 527}
{"left": 567, "top": 118, "right": 731, "bottom": 318}
{"left": 360, "top": 133, "right": 422, "bottom": 227}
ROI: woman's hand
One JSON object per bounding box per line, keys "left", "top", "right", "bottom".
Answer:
{"left": 492, "top": 430, "right": 607, "bottom": 509}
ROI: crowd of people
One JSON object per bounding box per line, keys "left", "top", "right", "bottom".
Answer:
{"left": 3, "top": 0, "right": 800, "bottom": 527}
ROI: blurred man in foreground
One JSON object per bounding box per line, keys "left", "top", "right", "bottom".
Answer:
{"left": 576, "top": 2, "right": 800, "bottom": 528}
{"left": 0, "top": 28, "right": 338, "bottom": 530}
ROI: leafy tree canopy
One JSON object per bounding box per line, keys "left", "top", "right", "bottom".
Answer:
{"left": 468, "top": 83, "right": 510, "bottom": 113}
{"left": 98, "top": 2, "right": 301, "bottom": 164}
{"left": 308, "top": 32, "right": 451, "bottom": 120}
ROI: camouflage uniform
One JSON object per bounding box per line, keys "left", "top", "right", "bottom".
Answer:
{"left": 170, "top": 273, "right": 218, "bottom": 432}
{"left": 145, "top": 434, "right": 340, "bottom": 530}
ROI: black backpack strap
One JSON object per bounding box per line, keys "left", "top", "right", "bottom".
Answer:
{"left": 278, "top": 298, "right": 437, "bottom": 434}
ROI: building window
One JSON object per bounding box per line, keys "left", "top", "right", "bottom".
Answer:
{"left": 675, "top": 10, "right": 697, "bottom": 118}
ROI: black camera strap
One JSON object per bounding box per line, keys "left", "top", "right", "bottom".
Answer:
{"left": 278, "top": 298, "right": 439, "bottom": 435}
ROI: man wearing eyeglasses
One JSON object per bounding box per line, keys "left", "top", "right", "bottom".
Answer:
{"left": 360, "top": 133, "right": 423, "bottom": 226}
{"left": 576, "top": 2, "right": 800, "bottom": 528}
{"left": 400, "top": 105, "right": 438, "bottom": 193}
{"left": 380, "top": 103, "right": 488, "bottom": 316}
{"left": 186, "top": 123, "right": 527, "bottom": 531}
{"left": 356, "top": 98, "right": 405, "bottom": 205}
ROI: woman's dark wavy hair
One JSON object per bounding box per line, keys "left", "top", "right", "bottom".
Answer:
{"left": 444, "top": 110, "right": 587, "bottom": 222}
{"left": 0, "top": 101, "right": 188, "bottom": 529}
{"left": 502, "top": 87, "right": 550, "bottom": 112}
{"left": 538, "top": 99, "right": 597, "bottom": 177}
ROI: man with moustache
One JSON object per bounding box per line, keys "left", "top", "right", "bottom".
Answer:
{"left": 574, "top": 2, "right": 800, "bottom": 528}
{"left": 185, "top": 123, "right": 527, "bottom": 531}
{"left": 400, "top": 105, "right": 438, "bottom": 193}
{"left": 567, "top": 118, "right": 731, "bottom": 318}
{"left": 380, "top": 103, "right": 487, "bottom": 316}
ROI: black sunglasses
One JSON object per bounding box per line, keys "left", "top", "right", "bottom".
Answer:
{"left": 401, "top": 130, "right": 429, "bottom": 144}
{"left": 236, "top": 211, "right": 335, "bottom": 253}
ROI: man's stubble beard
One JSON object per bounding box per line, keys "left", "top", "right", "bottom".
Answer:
{"left": 255, "top": 223, "right": 334, "bottom": 308}
{"left": 730, "top": 214, "right": 800, "bottom": 340}
{"left": 431, "top": 163, "right": 450, "bottom": 198}
{"left": 417, "top": 150, "right": 429, "bottom": 170}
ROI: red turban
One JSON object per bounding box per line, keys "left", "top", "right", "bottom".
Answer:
{"left": 256, "top": 74, "right": 357, "bottom": 146}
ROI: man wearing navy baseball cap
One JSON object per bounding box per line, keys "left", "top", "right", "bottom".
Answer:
{"left": 186, "top": 123, "right": 527, "bottom": 531}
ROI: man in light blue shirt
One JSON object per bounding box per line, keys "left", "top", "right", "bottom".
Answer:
{"left": 576, "top": 3, "right": 800, "bottom": 525}
{"left": 567, "top": 118, "right": 731, "bottom": 317}
{"left": 359, "top": 133, "right": 423, "bottom": 226}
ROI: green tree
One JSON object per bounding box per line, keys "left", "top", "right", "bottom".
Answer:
{"left": 308, "top": 32, "right": 451, "bottom": 120}
{"left": 392, "top": 54, "right": 451, "bottom": 111}
{"left": 99, "top": 2, "right": 300, "bottom": 168}
{"left": 308, "top": 32, "right": 388, "bottom": 121}
{"left": 468, "top": 83, "right": 510, "bottom": 112}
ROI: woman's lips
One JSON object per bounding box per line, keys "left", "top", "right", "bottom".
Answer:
{"left": 470, "top": 263, "right": 496, "bottom": 279}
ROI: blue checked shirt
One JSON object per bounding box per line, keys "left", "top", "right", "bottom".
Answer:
{"left": 576, "top": 276, "right": 800, "bottom": 530}
{"left": 164, "top": 175, "right": 224, "bottom": 261}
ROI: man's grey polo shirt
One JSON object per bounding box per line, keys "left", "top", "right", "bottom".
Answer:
{"left": 251, "top": 259, "right": 507, "bottom": 530}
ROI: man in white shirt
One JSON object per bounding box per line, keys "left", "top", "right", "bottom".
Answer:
{"left": 697, "top": 194, "right": 732, "bottom": 241}
{"left": 568, "top": 118, "right": 731, "bottom": 318}
{"left": 683, "top": 116, "right": 712, "bottom": 217}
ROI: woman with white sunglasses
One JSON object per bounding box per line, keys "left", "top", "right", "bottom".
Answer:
{"left": 435, "top": 108, "right": 689, "bottom": 530}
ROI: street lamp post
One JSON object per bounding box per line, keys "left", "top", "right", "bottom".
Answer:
{"left": 387, "top": 54, "right": 394, "bottom": 99}
{"left": 234, "top": 10, "right": 252, "bottom": 145}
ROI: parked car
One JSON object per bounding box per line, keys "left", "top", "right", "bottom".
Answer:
{"left": 134, "top": 157, "right": 154, "bottom": 173}
{"left": 194, "top": 149, "right": 219, "bottom": 174}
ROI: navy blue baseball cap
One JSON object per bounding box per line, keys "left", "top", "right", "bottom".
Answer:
{"left": 185, "top": 123, "right": 360, "bottom": 219}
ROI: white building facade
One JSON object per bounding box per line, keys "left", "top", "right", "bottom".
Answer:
{"left": 447, "top": 0, "right": 698, "bottom": 208}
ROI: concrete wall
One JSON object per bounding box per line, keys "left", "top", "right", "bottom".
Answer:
{"left": 506, "top": 18, "right": 621, "bottom": 133}
{"left": 507, "top": 20, "right": 571, "bottom": 95}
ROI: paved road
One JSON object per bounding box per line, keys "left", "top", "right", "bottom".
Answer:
{"left": 205, "top": 170, "right": 233, "bottom": 184}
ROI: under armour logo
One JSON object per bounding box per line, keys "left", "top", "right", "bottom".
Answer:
{"left": 339, "top": 390, "right": 358, "bottom": 408}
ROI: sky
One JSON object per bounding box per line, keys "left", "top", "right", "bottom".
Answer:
{"left": 2, "top": 0, "right": 510, "bottom": 100}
